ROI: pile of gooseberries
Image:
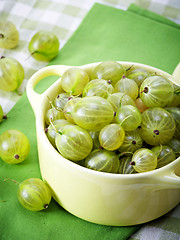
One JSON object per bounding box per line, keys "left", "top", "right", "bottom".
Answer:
{"left": 44, "top": 60, "right": 180, "bottom": 174}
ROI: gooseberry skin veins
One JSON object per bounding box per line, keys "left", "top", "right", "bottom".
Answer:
{"left": 60, "top": 68, "right": 89, "bottom": 95}
{"left": 131, "top": 148, "right": 157, "bottom": 173}
{"left": 0, "top": 129, "right": 30, "bottom": 164}
{"left": 99, "top": 123, "right": 125, "bottom": 151}
{"left": 28, "top": 31, "right": 59, "bottom": 61}
{"left": 119, "top": 156, "right": 136, "bottom": 174}
{"left": 118, "top": 130, "right": 143, "bottom": 153}
{"left": 45, "top": 107, "right": 65, "bottom": 125}
{"left": 167, "top": 84, "right": 180, "bottom": 107}
{"left": 139, "top": 107, "right": 176, "bottom": 146}
{"left": 115, "top": 105, "right": 142, "bottom": 131}
{"left": 0, "top": 57, "right": 24, "bottom": 92}
{"left": 18, "top": 178, "right": 51, "bottom": 211}
{"left": 85, "top": 149, "right": 120, "bottom": 173}
{"left": 91, "top": 60, "right": 125, "bottom": 86}
{"left": 82, "top": 79, "right": 114, "bottom": 99}
{"left": 46, "top": 119, "right": 71, "bottom": 147}
{"left": 89, "top": 131, "right": 101, "bottom": 150}
{"left": 107, "top": 92, "right": 135, "bottom": 112}
{"left": 64, "top": 97, "right": 81, "bottom": 124}
{"left": 167, "top": 138, "right": 180, "bottom": 158}
{"left": 53, "top": 93, "right": 72, "bottom": 111}
{"left": 140, "top": 76, "right": 174, "bottom": 108}
{"left": 127, "top": 68, "right": 149, "bottom": 87}
{"left": 151, "top": 145, "right": 176, "bottom": 169}
{"left": 0, "top": 21, "right": 19, "bottom": 49}
{"left": 165, "top": 107, "right": 180, "bottom": 139}
{"left": 115, "top": 77, "right": 139, "bottom": 100}
{"left": 55, "top": 124, "right": 93, "bottom": 161}
{"left": 72, "top": 96, "right": 114, "bottom": 131}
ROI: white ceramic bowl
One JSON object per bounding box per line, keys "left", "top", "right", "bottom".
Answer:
{"left": 26, "top": 61, "right": 180, "bottom": 226}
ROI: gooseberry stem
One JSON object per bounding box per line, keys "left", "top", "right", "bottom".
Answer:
{"left": 73, "top": 93, "right": 82, "bottom": 98}
{"left": 47, "top": 96, "right": 64, "bottom": 113}
{"left": 15, "top": 89, "right": 23, "bottom": 96}
{"left": 49, "top": 119, "right": 63, "bottom": 135}
{"left": 54, "top": 106, "right": 64, "bottom": 112}
{"left": 0, "top": 33, "right": 4, "bottom": 38}
{"left": 125, "top": 65, "right": 133, "bottom": 72}
{"left": 47, "top": 96, "right": 54, "bottom": 107}
{"left": 49, "top": 119, "right": 58, "bottom": 132}
{"left": 4, "top": 178, "right": 20, "bottom": 185}
{"left": 64, "top": 111, "right": 70, "bottom": 115}
{"left": 119, "top": 94, "right": 125, "bottom": 108}
{"left": 31, "top": 50, "right": 51, "bottom": 58}
{"left": 70, "top": 90, "right": 74, "bottom": 96}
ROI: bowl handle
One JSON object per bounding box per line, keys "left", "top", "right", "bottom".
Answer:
{"left": 153, "top": 157, "right": 180, "bottom": 190}
{"left": 171, "top": 62, "right": 180, "bottom": 86}
{"left": 26, "top": 65, "right": 71, "bottom": 115}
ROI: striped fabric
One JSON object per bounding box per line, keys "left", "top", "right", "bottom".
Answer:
{"left": 0, "top": 1, "right": 180, "bottom": 239}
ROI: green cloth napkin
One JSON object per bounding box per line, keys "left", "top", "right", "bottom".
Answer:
{"left": 128, "top": 3, "right": 180, "bottom": 30}
{"left": 0, "top": 3, "right": 180, "bottom": 240}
